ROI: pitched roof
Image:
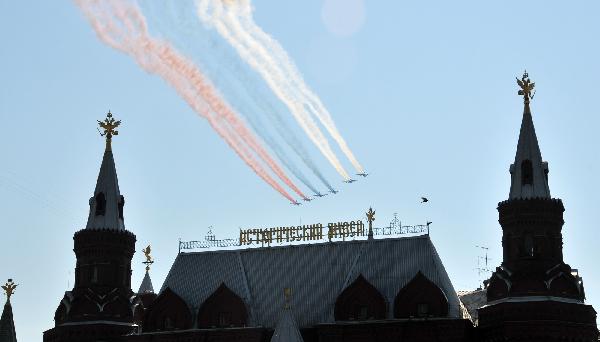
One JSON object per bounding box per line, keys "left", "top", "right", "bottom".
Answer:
{"left": 457, "top": 288, "right": 487, "bottom": 324}
{"left": 138, "top": 271, "right": 155, "bottom": 294}
{"left": 0, "top": 300, "right": 17, "bottom": 342}
{"left": 271, "top": 309, "right": 304, "bottom": 342}
{"left": 160, "top": 235, "right": 461, "bottom": 329}
{"left": 508, "top": 101, "right": 551, "bottom": 199}
{"left": 85, "top": 147, "right": 126, "bottom": 230}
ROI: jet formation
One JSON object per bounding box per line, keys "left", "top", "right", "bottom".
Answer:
{"left": 289, "top": 172, "right": 367, "bottom": 205}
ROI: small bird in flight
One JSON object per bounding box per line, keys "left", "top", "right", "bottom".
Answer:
{"left": 421, "top": 197, "right": 429, "bottom": 203}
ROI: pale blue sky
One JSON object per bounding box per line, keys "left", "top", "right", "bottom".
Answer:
{"left": 1, "top": 1, "right": 600, "bottom": 340}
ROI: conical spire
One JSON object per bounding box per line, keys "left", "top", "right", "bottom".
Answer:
{"left": 271, "top": 288, "right": 303, "bottom": 342}
{"left": 0, "top": 280, "right": 17, "bottom": 342}
{"left": 271, "top": 309, "right": 303, "bottom": 342}
{"left": 138, "top": 245, "right": 155, "bottom": 294}
{"left": 138, "top": 271, "right": 154, "bottom": 294}
{"left": 86, "top": 111, "right": 126, "bottom": 230}
{"left": 509, "top": 72, "right": 551, "bottom": 200}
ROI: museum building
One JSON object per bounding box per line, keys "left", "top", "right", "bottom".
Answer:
{"left": 25, "top": 75, "right": 598, "bottom": 341}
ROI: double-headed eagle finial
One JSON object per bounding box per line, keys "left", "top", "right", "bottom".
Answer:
{"left": 517, "top": 70, "right": 535, "bottom": 104}
{"left": 366, "top": 207, "right": 376, "bottom": 225}
{"left": 97, "top": 111, "right": 121, "bottom": 150}
{"left": 2, "top": 279, "right": 17, "bottom": 301}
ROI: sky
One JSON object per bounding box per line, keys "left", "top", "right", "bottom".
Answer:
{"left": 1, "top": 1, "right": 600, "bottom": 340}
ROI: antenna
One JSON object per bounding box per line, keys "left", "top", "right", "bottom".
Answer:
{"left": 475, "top": 245, "right": 492, "bottom": 289}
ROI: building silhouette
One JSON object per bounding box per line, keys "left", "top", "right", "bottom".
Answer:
{"left": 39, "top": 76, "right": 598, "bottom": 341}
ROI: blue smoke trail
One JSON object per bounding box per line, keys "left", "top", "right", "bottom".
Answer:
{"left": 140, "top": 1, "right": 334, "bottom": 194}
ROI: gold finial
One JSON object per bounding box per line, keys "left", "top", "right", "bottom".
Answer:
{"left": 516, "top": 70, "right": 535, "bottom": 104}
{"left": 366, "top": 207, "right": 375, "bottom": 240}
{"left": 97, "top": 111, "right": 121, "bottom": 150}
{"left": 2, "top": 279, "right": 17, "bottom": 301}
{"left": 283, "top": 287, "right": 292, "bottom": 309}
{"left": 142, "top": 245, "right": 154, "bottom": 272}
{"left": 366, "top": 207, "right": 376, "bottom": 224}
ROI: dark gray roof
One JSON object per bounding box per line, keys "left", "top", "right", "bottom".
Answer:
{"left": 86, "top": 148, "right": 125, "bottom": 230}
{"left": 509, "top": 100, "right": 550, "bottom": 199}
{"left": 138, "top": 271, "right": 155, "bottom": 294}
{"left": 0, "top": 300, "right": 17, "bottom": 342}
{"left": 160, "top": 235, "right": 460, "bottom": 328}
{"left": 458, "top": 289, "right": 487, "bottom": 325}
{"left": 271, "top": 308, "right": 303, "bottom": 342}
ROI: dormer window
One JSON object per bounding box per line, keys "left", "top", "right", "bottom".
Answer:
{"left": 95, "top": 192, "right": 106, "bottom": 216}
{"left": 521, "top": 160, "right": 533, "bottom": 185}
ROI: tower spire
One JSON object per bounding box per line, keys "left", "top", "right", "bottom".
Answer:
{"left": 86, "top": 111, "right": 126, "bottom": 230}
{"left": 509, "top": 72, "right": 550, "bottom": 199}
{"left": 0, "top": 279, "right": 17, "bottom": 342}
{"left": 138, "top": 245, "right": 155, "bottom": 294}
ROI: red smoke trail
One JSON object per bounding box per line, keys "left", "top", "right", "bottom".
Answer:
{"left": 117, "top": 2, "right": 308, "bottom": 200}
{"left": 75, "top": 0, "right": 300, "bottom": 202}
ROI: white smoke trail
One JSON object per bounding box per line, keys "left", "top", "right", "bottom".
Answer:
{"left": 198, "top": 0, "right": 352, "bottom": 180}
{"left": 76, "top": 0, "right": 302, "bottom": 202}
{"left": 198, "top": 0, "right": 364, "bottom": 174}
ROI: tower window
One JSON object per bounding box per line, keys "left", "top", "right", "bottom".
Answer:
{"left": 91, "top": 266, "right": 98, "bottom": 283}
{"left": 524, "top": 234, "right": 534, "bottom": 257}
{"left": 95, "top": 192, "right": 106, "bottom": 216}
{"left": 163, "top": 317, "right": 173, "bottom": 330}
{"left": 521, "top": 160, "right": 533, "bottom": 185}
{"left": 417, "top": 303, "right": 429, "bottom": 317}
{"left": 118, "top": 195, "right": 125, "bottom": 219}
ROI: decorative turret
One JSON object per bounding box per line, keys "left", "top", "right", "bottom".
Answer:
{"left": 139, "top": 245, "right": 155, "bottom": 294}
{"left": 478, "top": 73, "right": 598, "bottom": 342}
{"left": 44, "top": 111, "right": 137, "bottom": 342}
{"left": 134, "top": 245, "right": 157, "bottom": 328}
{"left": 508, "top": 72, "right": 551, "bottom": 200}
{"left": 86, "top": 111, "right": 125, "bottom": 231}
{"left": 271, "top": 288, "right": 304, "bottom": 342}
{"left": 0, "top": 279, "right": 17, "bottom": 342}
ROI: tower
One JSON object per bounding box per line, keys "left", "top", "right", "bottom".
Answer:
{"left": 43, "top": 112, "right": 137, "bottom": 342}
{"left": 478, "top": 73, "right": 598, "bottom": 341}
{"left": 133, "top": 245, "right": 157, "bottom": 328}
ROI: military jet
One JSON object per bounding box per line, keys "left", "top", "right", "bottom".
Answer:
{"left": 314, "top": 192, "right": 328, "bottom": 198}
{"left": 344, "top": 179, "right": 357, "bottom": 184}
{"left": 356, "top": 172, "right": 369, "bottom": 177}
{"left": 291, "top": 200, "right": 301, "bottom": 206}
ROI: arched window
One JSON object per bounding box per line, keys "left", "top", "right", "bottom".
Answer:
{"left": 118, "top": 195, "right": 125, "bottom": 219}
{"left": 334, "top": 274, "right": 386, "bottom": 321}
{"left": 197, "top": 283, "right": 248, "bottom": 328}
{"left": 523, "top": 234, "right": 534, "bottom": 257}
{"left": 521, "top": 159, "right": 533, "bottom": 185}
{"left": 394, "top": 271, "right": 448, "bottom": 318}
{"left": 95, "top": 192, "right": 106, "bottom": 216}
{"left": 143, "top": 288, "right": 192, "bottom": 332}
{"left": 91, "top": 265, "right": 98, "bottom": 284}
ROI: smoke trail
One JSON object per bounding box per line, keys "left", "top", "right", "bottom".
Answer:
{"left": 198, "top": 0, "right": 364, "bottom": 175}
{"left": 234, "top": 1, "right": 364, "bottom": 174}
{"left": 75, "top": 0, "right": 301, "bottom": 202}
{"left": 197, "top": 0, "right": 351, "bottom": 181}
{"left": 144, "top": 1, "right": 336, "bottom": 193}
